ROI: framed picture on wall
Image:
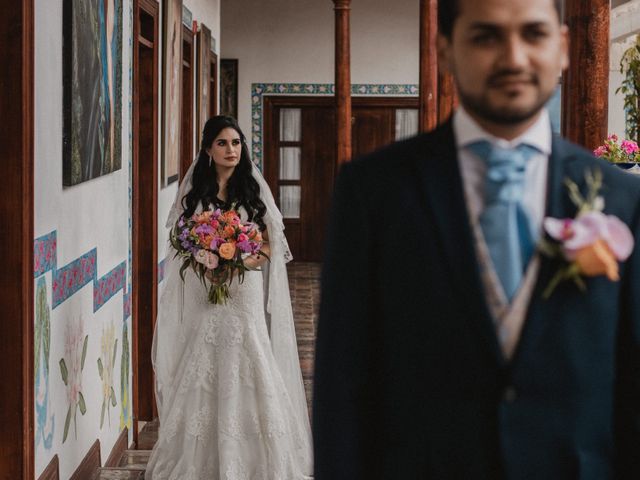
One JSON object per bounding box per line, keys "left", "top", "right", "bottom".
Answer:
{"left": 161, "top": 0, "right": 183, "bottom": 187}
{"left": 62, "top": 0, "right": 123, "bottom": 186}
{"left": 220, "top": 59, "right": 238, "bottom": 120}
{"left": 196, "top": 23, "right": 212, "bottom": 138}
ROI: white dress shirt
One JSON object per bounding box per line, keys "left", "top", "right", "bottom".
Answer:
{"left": 453, "top": 106, "right": 552, "bottom": 242}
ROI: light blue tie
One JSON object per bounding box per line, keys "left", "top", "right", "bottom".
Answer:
{"left": 467, "top": 141, "right": 539, "bottom": 300}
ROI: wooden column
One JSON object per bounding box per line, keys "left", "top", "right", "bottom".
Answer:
{"left": 438, "top": 70, "right": 456, "bottom": 123}
{"left": 334, "top": 0, "right": 352, "bottom": 164}
{"left": 419, "top": 0, "right": 438, "bottom": 132}
{"left": 562, "top": 0, "right": 609, "bottom": 149}
{"left": 0, "top": 0, "right": 34, "bottom": 478}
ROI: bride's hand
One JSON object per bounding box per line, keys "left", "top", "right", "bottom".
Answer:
{"left": 205, "top": 269, "right": 216, "bottom": 283}
{"left": 205, "top": 268, "right": 228, "bottom": 283}
{"left": 243, "top": 251, "right": 269, "bottom": 270}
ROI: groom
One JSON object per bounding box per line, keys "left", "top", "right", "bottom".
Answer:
{"left": 313, "top": 0, "right": 640, "bottom": 478}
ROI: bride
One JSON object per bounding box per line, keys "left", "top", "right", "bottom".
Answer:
{"left": 146, "top": 116, "right": 313, "bottom": 479}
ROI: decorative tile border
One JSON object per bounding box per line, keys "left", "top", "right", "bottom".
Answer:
{"left": 123, "top": 290, "right": 131, "bottom": 318}
{"left": 51, "top": 249, "right": 97, "bottom": 309}
{"left": 34, "top": 231, "right": 57, "bottom": 277}
{"left": 94, "top": 262, "right": 127, "bottom": 312}
{"left": 34, "top": 231, "right": 130, "bottom": 320}
{"left": 250, "top": 83, "right": 419, "bottom": 168}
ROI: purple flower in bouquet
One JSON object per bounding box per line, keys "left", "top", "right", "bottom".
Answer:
{"left": 237, "top": 240, "right": 252, "bottom": 253}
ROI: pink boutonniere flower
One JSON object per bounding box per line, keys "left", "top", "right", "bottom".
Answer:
{"left": 540, "top": 169, "right": 635, "bottom": 299}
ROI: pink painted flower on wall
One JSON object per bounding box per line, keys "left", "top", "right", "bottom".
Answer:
{"left": 59, "top": 315, "right": 88, "bottom": 443}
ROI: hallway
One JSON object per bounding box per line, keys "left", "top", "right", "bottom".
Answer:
{"left": 91, "top": 262, "right": 321, "bottom": 479}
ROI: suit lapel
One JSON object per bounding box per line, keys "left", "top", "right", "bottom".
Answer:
{"left": 510, "top": 135, "right": 579, "bottom": 368}
{"left": 413, "top": 121, "right": 505, "bottom": 366}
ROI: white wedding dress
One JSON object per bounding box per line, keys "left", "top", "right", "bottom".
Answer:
{"left": 146, "top": 163, "right": 313, "bottom": 480}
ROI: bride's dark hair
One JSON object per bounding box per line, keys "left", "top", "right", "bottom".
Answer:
{"left": 182, "top": 115, "right": 267, "bottom": 231}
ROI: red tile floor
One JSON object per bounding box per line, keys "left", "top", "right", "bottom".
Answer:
{"left": 287, "top": 262, "right": 321, "bottom": 414}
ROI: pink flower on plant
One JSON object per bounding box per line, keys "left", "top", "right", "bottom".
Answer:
{"left": 621, "top": 140, "right": 639, "bottom": 155}
{"left": 593, "top": 146, "right": 607, "bottom": 157}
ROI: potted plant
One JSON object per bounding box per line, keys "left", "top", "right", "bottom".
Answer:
{"left": 594, "top": 134, "right": 640, "bottom": 174}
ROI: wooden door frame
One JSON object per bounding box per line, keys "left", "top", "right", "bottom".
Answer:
{"left": 180, "top": 23, "right": 194, "bottom": 181}
{"left": 210, "top": 51, "right": 218, "bottom": 116}
{"left": 0, "top": 0, "right": 34, "bottom": 478}
{"left": 132, "top": 0, "right": 159, "bottom": 444}
{"left": 263, "top": 95, "right": 419, "bottom": 191}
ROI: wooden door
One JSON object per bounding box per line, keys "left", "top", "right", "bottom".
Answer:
{"left": 132, "top": 0, "right": 159, "bottom": 435}
{"left": 351, "top": 97, "right": 419, "bottom": 158}
{"left": 264, "top": 97, "right": 336, "bottom": 262}
{"left": 263, "top": 96, "right": 418, "bottom": 262}
{"left": 351, "top": 107, "right": 394, "bottom": 159}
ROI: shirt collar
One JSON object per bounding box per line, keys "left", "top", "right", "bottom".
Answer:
{"left": 453, "top": 106, "right": 552, "bottom": 156}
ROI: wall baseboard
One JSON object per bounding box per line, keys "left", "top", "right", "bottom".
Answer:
{"left": 37, "top": 455, "right": 59, "bottom": 480}
{"left": 104, "top": 428, "right": 129, "bottom": 467}
{"left": 69, "top": 440, "right": 101, "bottom": 480}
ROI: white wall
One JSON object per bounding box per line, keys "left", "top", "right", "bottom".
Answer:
{"left": 221, "top": 0, "right": 419, "bottom": 137}
{"left": 34, "top": 0, "right": 133, "bottom": 477}
{"left": 158, "top": 0, "right": 222, "bottom": 263}
{"left": 34, "top": 0, "right": 221, "bottom": 476}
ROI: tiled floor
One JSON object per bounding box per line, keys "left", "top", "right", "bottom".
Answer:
{"left": 94, "top": 262, "right": 321, "bottom": 478}
{"left": 288, "top": 262, "right": 321, "bottom": 414}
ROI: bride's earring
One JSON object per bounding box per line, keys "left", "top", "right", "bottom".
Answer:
{"left": 208, "top": 154, "right": 212, "bottom": 167}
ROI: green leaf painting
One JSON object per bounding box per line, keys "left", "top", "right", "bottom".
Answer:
{"left": 99, "top": 322, "right": 117, "bottom": 429}
{"left": 60, "top": 316, "right": 87, "bottom": 443}
{"left": 35, "top": 277, "right": 54, "bottom": 450}
{"left": 78, "top": 391, "right": 87, "bottom": 415}
{"left": 120, "top": 321, "right": 131, "bottom": 430}
{"left": 81, "top": 334, "right": 88, "bottom": 370}
{"left": 60, "top": 359, "right": 69, "bottom": 386}
{"left": 63, "top": 405, "right": 72, "bottom": 443}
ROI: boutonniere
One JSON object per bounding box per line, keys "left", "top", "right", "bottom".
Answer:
{"left": 540, "top": 168, "right": 634, "bottom": 299}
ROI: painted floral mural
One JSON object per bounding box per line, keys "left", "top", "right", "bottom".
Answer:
{"left": 35, "top": 278, "right": 55, "bottom": 449}
{"left": 98, "top": 321, "right": 118, "bottom": 428}
{"left": 59, "top": 315, "right": 88, "bottom": 443}
{"left": 120, "top": 321, "right": 131, "bottom": 429}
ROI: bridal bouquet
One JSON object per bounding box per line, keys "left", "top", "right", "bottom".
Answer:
{"left": 170, "top": 208, "right": 267, "bottom": 304}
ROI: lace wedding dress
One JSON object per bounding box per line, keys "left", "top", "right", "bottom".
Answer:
{"left": 145, "top": 162, "right": 313, "bottom": 480}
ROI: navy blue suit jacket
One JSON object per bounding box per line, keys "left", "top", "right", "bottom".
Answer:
{"left": 313, "top": 121, "right": 640, "bottom": 479}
